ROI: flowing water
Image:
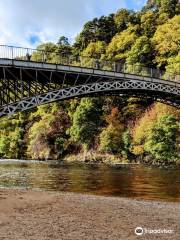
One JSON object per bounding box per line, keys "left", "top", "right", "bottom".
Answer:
{"left": 0, "top": 160, "right": 179, "bottom": 201}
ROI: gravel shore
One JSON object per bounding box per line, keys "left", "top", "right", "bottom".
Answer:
{"left": 0, "top": 189, "right": 179, "bottom": 240}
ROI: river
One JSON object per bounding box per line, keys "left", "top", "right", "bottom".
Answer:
{"left": 0, "top": 160, "right": 179, "bottom": 201}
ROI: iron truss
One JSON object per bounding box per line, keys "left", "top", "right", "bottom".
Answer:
{"left": 0, "top": 58, "right": 180, "bottom": 117}
{"left": 0, "top": 78, "right": 179, "bottom": 118}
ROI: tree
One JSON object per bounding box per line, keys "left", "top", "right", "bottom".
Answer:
{"left": 156, "top": 12, "right": 169, "bottom": 25}
{"left": 80, "top": 41, "right": 106, "bottom": 68}
{"left": 54, "top": 36, "right": 72, "bottom": 63}
{"left": 144, "top": 0, "right": 159, "bottom": 10}
{"left": 81, "top": 41, "right": 106, "bottom": 59}
{"left": 144, "top": 114, "right": 179, "bottom": 161}
{"left": 57, "top": 36, "right": 70, "bottom": 46}
{"left": 99, "top": 108, "right": 124, "bottom": 153}
{"left": 152, "top": 15, "right": 180, "bottom": 68}
{"left": 158, "top": 0, "right": 179, "bottom": 17}
{"left": 0, "top": 113, "right": 26, "bottom": 158}
{"left": 140, "top": 11, "right": 157, "bottom": 37}
{"left": 31, "top": 40, "right": 72, "bottom": 64}
{"left": 165, "top": 53, "right": 180, "bottom": 77}
{"left": 27, "top": 103, "right": 70, "bottom": 159}
{"left": 56, "top": 36, "right": 72, "bottom": 56}
{"left": 114, "top": 9, "right": 138, "bottom": 32}
{"left": 145, "top": 0, "right": 178, "bottom": 17}
{"left": 122, "top": 130, "right": 132, "bottom": 158}
{"left": 122, "top": 97, "right": 150, "bottom": 121}
{"left": 69, "top": 98, "right": 102, "bottom": 150}
{"left": 132, "top": 103, "right": 180, "bottom": 159}
{"left": 126, "top": 36, "right": 153, "bottom": 66}
{"left": 106, "top": 25, "right": 138, "bottom": 62}
{"left": 73, "top": 15, "right": 116, "bottom": 53}
{"left": 31, "top": 42, "right": 57, "bottom": 63}
{"left": 1, "top": 0, "right": 180, "bottom": 165}
{"left": 97, "top": 15, "right": 117, "bottom": 43}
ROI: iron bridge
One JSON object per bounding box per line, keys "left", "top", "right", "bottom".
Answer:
{"left": 0, "top": 45, "right": 180, "bottom": 118}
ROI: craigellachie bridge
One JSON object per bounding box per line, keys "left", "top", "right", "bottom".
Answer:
{"left": 0, "top": 45, "right": 179, "bottom": 118}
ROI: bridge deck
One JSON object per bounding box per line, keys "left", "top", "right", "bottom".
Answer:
{"left": 0, "top": 59, "right": 179, "bottom": 87}
{"left": 0, "top": 57, "right": 179, "bottom": 117}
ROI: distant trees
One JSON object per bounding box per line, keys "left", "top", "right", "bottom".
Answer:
{"left": 31, "top": 42, "right": 57, "bottom": 62}
{"left": 57, "top": 36, "right": 70, "bottom": 46}
{"left": 56, "top": 36, "right": 72, "bottom": 59}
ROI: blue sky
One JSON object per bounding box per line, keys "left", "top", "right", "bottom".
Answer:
{"left": 0, "top": 0, "right": 146, "bottom": 48}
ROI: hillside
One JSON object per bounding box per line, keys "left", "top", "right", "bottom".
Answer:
{"left": 0, "top": 0, "right": 180, "bottom": 165}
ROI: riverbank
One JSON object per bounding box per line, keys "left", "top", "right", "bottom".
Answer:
{"left": 63, "top": 152, "right": 180, "bottom": 167}
{"left": 1, "top": 153, "right": 180, "bottom": 167}
{"left": 0, "top": 189, "right": 179, "bottom": 240}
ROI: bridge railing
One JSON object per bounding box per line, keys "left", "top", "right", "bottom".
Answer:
{"left": 0, "top": 45, "right": 179, "bottom": 82}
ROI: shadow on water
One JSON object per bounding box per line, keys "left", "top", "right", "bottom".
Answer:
{"left": 0, "top": 160, "right": 179, "bottom": 201}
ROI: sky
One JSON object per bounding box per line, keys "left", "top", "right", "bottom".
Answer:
{"left": 0, "top": 0, "right": 146, "bottom": 48}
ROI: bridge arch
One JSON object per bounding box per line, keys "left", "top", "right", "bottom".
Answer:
{"left": 0, "top": 45, "right": 179, "bottom": 117}
{"left": 0, "top": 79, "right": 179, "bottom": 118}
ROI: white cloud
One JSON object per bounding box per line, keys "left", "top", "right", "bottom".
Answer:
{"left": 0, "top": 0, "right": 127, "bottom": 48}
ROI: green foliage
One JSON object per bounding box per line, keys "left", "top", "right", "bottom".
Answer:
{"left": 140, "top": 11, "right": 157, "bottom": 37}
{"left": 99, "top": 125, "right": 123, "bottom": 153}
{"left": 27, "top": 103, "right": 70, "bottom": 159}
{"left": 0, "top": 128, "right": 23, "bottom": 158}
{"left": 126, "top": 36, "right": 152, "bottom": 66}
{"left": 1, "top": 1, "right": 179, "bottom": 165}
{"left": 99, "top": 108, "right": 124, "bottom": 153}
{"left": 144, "top": 115, "right": 179, "bottom": 161}
{"left": 73, "top": 15, "right": 116, "bottom": 53}
{"left": 152, "top": 15, "right": 180, "bottom": 67}
{"left": 0, "top": 113, "right": 26, "bottom": 158}
{"left": 55, "top": 137, "right": 66, "bottom": 156}
{"left": 122, "top": 98, "right": 150, "bottom": 121}
{"left": 114, "top": 9, "right": 138, "bottom": 31}
{"left": 166, "top": 53, "right": 180, "bottom": 76}
{"left": 145, "top": 0, "right": 179, "bottom": 17}
{"left": 122, "top": 130, "right": 132, "bottom": 158}
{"left": 31, "top": 42, "right": 57, "bottom": 63}
{"left": 54, "top": 36, "right": 72, "bottom": 63}
{"left": 106, "top": 26, "right": 138, "bottom": 61}
{"left": 81, "top": 41, "right": 106, "bottom": 59}
{"left": 158, "top": 0, "right": 179, "bottom": 17}
{"left": 69, "top": 98, "right": 102, "bottom": 150}
{"left": 80, "top": 41, "right": 106, "bottom": 68}
{"left": 57, "top": 36, "right": 70, "bottom": 46}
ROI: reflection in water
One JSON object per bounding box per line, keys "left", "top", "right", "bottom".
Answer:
{"left": 0, "top": 160, "right": 179, "bottom": 201}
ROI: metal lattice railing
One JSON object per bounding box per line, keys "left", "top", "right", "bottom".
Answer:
{"left": 0, "top": 44, "right": 179, "bottom": 82}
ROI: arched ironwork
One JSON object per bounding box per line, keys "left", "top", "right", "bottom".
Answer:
{"left": 0, "top": 45, "right": 179, "bottom": 117}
